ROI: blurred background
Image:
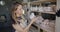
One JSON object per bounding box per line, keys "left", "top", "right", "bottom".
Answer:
{"left": 0, "top": 0, "right": 56, "bottom": 32}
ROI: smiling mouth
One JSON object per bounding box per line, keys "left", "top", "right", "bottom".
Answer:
{"left": 16, "top": 17, "right": 22, "bottom": 20}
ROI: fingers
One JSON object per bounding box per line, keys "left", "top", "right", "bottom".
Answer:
{"left": 32, "top": 17, "right": 39, "bottom": 22}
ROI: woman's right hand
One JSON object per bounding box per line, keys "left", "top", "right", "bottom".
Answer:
{"left": 30, "top": 17, "right": 39, "bottom": 24}
{"left": 24, "top": 17, "right": 39, "bottom": 32}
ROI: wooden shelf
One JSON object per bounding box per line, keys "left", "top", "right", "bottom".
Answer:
{"left": 22, "top": 0, "right": 56, "bottom": 5}
{"left": 41, "top": 11, "right": 56, "bottom": 14}
{"left": 31, "top": 11, "right": 56, "bottom": 14}
{"left": 38, "top": 0, "right": 56, "bottom": 2}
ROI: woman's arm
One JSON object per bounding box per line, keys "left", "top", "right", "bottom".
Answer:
{"left": 24, "top": 17, "right": 38, "bottom": 32}
{"left": 12, "top": 24, "right": 24, "bottom": 32}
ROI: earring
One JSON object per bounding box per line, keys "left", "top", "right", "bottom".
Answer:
{"left": 23, "top": 10, "right": 25, "bottom": 14}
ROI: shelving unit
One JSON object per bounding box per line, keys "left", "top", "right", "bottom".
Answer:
{"left": 22, "top": 0, "right": 56, "bottom": 32}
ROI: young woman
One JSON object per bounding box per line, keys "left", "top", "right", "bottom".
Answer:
{"left": 11, "top": 2, "right": 38, "bottom": 32}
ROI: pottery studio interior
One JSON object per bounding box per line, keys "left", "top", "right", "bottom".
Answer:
{"left": 0, "top": 0, "right": 57, "bottom": 32}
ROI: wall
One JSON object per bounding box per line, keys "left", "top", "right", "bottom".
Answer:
{"left": 57, "top": 0, "right": 60, "bottom": 9}
{"left": 56, "top": 0, "right": 60, "bottom": 32}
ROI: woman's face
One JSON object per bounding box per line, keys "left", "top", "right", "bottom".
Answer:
{"left": 15, "top": 5, "right": 24, "bottom": 17}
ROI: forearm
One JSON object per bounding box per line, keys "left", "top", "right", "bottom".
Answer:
{"left": 12, "top": 24, "right": 24, "bottom": 32}
{"left": 24, "top": 19, "right": 36, "bottom": 31}
{"left": 23, "top": 21, "right": 34, "bottom": 32}
{"left": 24, "top": 17, "right": 38, "bottom": 31}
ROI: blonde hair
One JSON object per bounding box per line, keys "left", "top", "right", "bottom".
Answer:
{"left": 11, "top": 2, "right": 23, "bottom": 24}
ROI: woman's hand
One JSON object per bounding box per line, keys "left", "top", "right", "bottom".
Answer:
{"left": 12, "top": 24, "right": 24, "bottom": 32}
{"left": 31, "top": 17, "right": 39, "bottom": 23}
{"left": 24, "top": 17, "right": 39, "bottom": 32}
